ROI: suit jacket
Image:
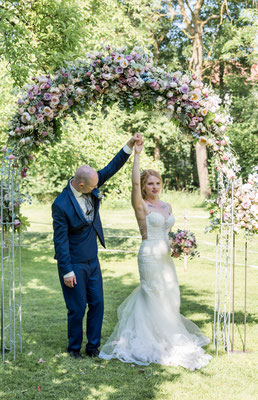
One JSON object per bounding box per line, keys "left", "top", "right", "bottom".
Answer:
{"left": 52, "top": 147, "right": 130, "bottom": 276}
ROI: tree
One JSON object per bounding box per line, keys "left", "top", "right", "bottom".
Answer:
{"left": 0, "top": 0, "right": 87, "bottom": 86}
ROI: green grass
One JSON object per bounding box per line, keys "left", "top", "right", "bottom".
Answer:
{"left": 0, "top": 193, "right": 257, "bottom": 400}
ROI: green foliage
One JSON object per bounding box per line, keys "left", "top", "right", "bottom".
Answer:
{"left": 0, "top": 0, "right": 257, "bottom": 199}
{"left": 0, "top": 0, "right": 87, "bottom": 86}
{"left": 27, "top": 106, "right": 163, "bottom": 204}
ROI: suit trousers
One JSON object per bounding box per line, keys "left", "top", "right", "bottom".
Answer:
{"left": 58, "top": 257, "right": 104, "bottom": 352}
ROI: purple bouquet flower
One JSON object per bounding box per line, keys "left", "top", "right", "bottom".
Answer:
{"left": 168, "top": 229, "right": 199, "bottom": 259}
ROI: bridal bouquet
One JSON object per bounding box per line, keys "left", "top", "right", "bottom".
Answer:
{"left": 169, "top": 229, "right": 199, "bottom": 259}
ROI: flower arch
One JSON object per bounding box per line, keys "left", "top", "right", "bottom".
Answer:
{"left": 1, "top": 46, "right": 257, "bottom": 361}
{"left": 1, "top": 46, "right": 257, "bottom": 236}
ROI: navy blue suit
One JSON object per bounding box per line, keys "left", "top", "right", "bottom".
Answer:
{"left": 52, "top": 148, "right": 130, "bottom": 352}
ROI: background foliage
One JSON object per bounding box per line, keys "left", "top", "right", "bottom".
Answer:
{"left": 0, "top": 0, "right": 257, "bottom": 202}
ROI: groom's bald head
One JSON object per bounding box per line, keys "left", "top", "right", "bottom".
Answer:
{"left": 72, "top": 165, "right": 98, "bottom": 193}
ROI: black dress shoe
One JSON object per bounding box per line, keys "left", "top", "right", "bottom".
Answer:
{"left": 85, "top": 348, "right": 100, "bottom": 358}
{"left": 68, "top": 350, "right": 83, "bottom": 360}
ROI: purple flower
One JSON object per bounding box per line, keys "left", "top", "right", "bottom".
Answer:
{"left": 134, "top": 53, "right": 142, "bottom": 61}
{"left": 127, "top": 77, "right": 137, "bottom": 87}
{"left": 125, "top": 55, "right": 133, "bottom": 61}
{"left": 180, "top": 84, "right": 189, "bottom": 94}
{"left": 128, "top": 69, "right": 135, "bottom": 77}
{"left": 150, "top": 81, "right": 160, "bottom": 90}
{"left": 17, "top": 98, "right": 24, "bottom": 105}
{"left": 43, "top": 93, "right": 52, "bottom": 101}
{"left": 115, "top": 66, "right": 124, "bottom": 74}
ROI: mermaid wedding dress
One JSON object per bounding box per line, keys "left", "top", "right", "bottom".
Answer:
{"left": 99, "top": 212, "right": 212, "bottom": 371}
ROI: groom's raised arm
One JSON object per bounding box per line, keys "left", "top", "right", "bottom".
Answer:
{"left": 97, "top": 134, "right": 142, "bottom": 188}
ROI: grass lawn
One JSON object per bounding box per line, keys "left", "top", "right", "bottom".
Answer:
{"left": 1, "top": 192, "right": 257, "bottom": 400}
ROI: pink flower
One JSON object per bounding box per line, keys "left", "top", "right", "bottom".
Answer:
{"left": 14, "top": 219, "right": 22, "bottom": 229}
{"left": 51, "top": 96, "right": 59, "bottom": 105}
{"left": 42, "top": 131, "right": 48, "bottom": 137}
{"left": 8, "top": 155, "right": 16, "bottom": 160}
{"left": 133, "top": 91, "right": 141, "bottom": 98}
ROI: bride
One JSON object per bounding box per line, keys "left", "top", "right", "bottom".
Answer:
{"left": 99, "top": 140, "right": 212, "bottom": 371}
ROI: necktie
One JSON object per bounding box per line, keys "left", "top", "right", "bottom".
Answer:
{"left": 82, "top": 194, "right": 94, "bottom": 221}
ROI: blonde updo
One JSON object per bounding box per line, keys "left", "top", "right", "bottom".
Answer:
{"left": 140, "top": 169, "right": 162, "bottom": 199}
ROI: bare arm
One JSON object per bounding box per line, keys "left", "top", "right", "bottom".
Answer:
{"left": 131, "top": 142, "right": 146, "bottom": 220}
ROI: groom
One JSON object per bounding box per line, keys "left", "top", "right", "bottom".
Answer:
{"left": 52, "top": 134, "right": 142, "bottom": 359}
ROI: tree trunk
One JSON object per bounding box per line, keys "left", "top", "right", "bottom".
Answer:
{"left": 190, "top": 31, "right": 203, "bottom": 78}
{"left": 154, "top": 137, "right": 160, "bottom": 160}
{"left": 196, "top": 142, "right": 210, "bottom": 197}
{"left": 191, "top": 27, "right": 211, "bottom": 197}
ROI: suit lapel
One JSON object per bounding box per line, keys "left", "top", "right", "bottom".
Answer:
{"left": 91, "top": 188, "right": 100, "bottom": 220}
{"left": 67, "top": 181, "right": 89, "bottom": 224}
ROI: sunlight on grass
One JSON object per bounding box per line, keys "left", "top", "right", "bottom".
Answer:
{"left": 22, "top": 278, "right": 58, "bottom": 294}
{"left": 0, "top": 196, "right": 256, "bottom": 400}
{"left": 88, "top": 386, "right": 117, "bottom": 400}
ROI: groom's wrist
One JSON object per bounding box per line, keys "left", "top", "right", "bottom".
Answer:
{"left": 123, "top": 144, "right": 133, "bottom": 155}
{"left": 63, "top": 271, "right": 75, "bottom": 279}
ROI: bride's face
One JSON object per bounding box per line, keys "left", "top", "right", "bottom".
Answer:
{"left": 144, "top": 175, "right": 162, "bottom": 199}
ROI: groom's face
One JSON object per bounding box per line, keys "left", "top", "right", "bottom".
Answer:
{"left": 80, "top": 171, "right": 99, "bottom": 193}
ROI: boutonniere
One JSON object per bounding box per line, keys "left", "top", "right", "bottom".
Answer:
{"left": 97, "top": 192, "right": 104, "bottom": 201}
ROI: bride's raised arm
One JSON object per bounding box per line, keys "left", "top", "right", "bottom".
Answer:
{"left": 131, "top": 141, "right": 146, "bottom": 220}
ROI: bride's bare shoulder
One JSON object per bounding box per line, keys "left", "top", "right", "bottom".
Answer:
{"left": 159, "top": 200, "right": 172, "bottom": 211}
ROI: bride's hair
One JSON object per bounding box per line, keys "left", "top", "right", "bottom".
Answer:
{"left": 140, "top": 169, "right": 162, "bottom": 199}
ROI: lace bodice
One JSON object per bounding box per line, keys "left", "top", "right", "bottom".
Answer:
{"left": 145, "top": 211, "right": 175, "bottom": 240}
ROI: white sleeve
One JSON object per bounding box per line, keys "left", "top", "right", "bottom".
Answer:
{"left": 63, "top": 271, "right": 75, "bottom": 279}
{"left": 123, "top": 144, "right": 133, "bottom": 155}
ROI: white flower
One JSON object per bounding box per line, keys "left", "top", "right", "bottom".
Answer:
{"left": 190, "top": 89, "right": 201, "bottom": 102}
{"left": 36, "top": 75, "right": 48, "bottom": 83}
{"left": 172, "top": 71, "right": 182, "bottom": 80}
{"left": 201, "top": 108, "right": 208, "bottom": 116}
{"left": 120, "top": 59, "right": 129, "bottom": 68}
{"left": 170, "top": 82, "right": 177, "bottom": 88}
{"left": 75, "top": 87, "right": 84, "bottom": 96}
{"left": 114, "top": 54, "right": 123, "bottom": 63}
{"left": 44, "top": 107, "right": 54, "bottom": 119}
{"left": 21, "top": 112, "right": 31, "bottom": 124}
{"left": 50, "top": 87, "right": 60, "bottom": 94}
{"left": 199, "top": 136, "right": 207, "bottom": 145}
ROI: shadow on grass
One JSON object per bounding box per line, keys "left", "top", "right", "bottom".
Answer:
{"left": 1, "top": 243, "right": 183, "bottom": 399}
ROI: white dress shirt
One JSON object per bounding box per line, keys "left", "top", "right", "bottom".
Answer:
{"left": 63, "top": 144, "right": 132, "bottom": 279}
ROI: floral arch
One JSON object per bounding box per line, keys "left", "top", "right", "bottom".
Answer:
{"left": 1, "top": 46, "right": 257, "bottom": 360}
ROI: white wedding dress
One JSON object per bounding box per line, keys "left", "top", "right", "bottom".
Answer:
{"left": 99, "top": 212, "right": 212, "bottom": 371}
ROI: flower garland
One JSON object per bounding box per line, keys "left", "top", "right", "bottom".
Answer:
{"left": 2, "top": 45, "right": 255, "bottom": 235}
{"left": 3, "top": 46, "right": 237, "bottom": 178}
{"left": 206, "top": 167, "right": 258, "bottom": 236}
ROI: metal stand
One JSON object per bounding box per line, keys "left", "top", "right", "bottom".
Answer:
{"left": 213, "top": 177, "right": 234, "bottom": 355}
{"left": 1, "top": 158, "right": 22, "bottom": 361}
{"left": 244, "top": 240, "right": 247, "bottom": 352}
{"left": 231, "top": 238, "right": 248, "bottom": 353}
